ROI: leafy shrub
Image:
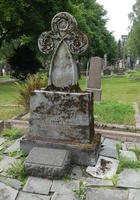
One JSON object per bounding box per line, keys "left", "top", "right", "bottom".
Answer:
{"left": 15, "top": 73, "right": 48, "bottom": 111}
{"left": 9, "top": 45, "right": 42, "bottom": 80}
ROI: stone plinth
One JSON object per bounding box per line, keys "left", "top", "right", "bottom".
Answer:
{"left": 24, "top": 147, "right": 71, "bottom": 179}
{"left": 29, "top": 90, "right": 94, "bottom": 144}
{"left": 87, "top": 57, "right": 102, "bottom": 101}
{"left": 20, "top": 134, "right": 101, "bottom": 166}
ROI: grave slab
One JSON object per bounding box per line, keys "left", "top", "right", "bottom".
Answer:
{"left": 0, "top": 182, "right": 18, "bottom": 200}
{"left": 125, "top": 142, "right": 140, "bottom": 149}
{"left": 128, "top": 189, "right": 140, "bottom": 200}
{"left": 100, "top": 146, "right": 118, "bottom": 159}
{"left": 0, "top": 137, "right": 6, "bottom": 146}
{"left": 5, "top": 140, "right": 20, "bottom": 154}
{"left": 23, "top": 176, "right": 52, "bottom": 195}
{"left": 86, "top": 156, "right": 119, "bottom": 179}
{"left": 24, "top": 147, "right": 71, "bottom": 179}
{"left": 0, "top": 156, "right": 16, "bottom": 176}
{"left": 117, "top": 169, "right": 140, "bottom": 189}
{"left": 16, "top": 191, "right": 50, "bottom": 200}
{"left": 120, "top": 150, "right": 137, "bottom": 161}
{"left": 82, "top": 177, "right": 113, "bottom": 187}
{"left": 86, "top": 188, "right": 128, "bottom": 200}
{"left": 70, "top": 165, "right": 82, "bottom": 179}
{"left": 51, "top": 180, "right": 79, "bottom": 193}
{"left": 102, "top": 138, "right": 121, "bottom": 148}
{"left": 51, "top": 192, "right": 74, "bottom": 200}
{"left": 0, "top": 177, "right": 22, "bottom": 190}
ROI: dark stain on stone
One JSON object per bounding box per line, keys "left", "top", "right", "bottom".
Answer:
{"left": 44, "top": 84, "right": 82, "bottom": 93}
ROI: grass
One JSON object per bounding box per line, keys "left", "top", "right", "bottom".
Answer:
{"left": 1, "top": 128, "right": 24, "bottom": 140}
{"left": 0, "top": 75, "right": 11, "bottom": 81}
{"left": 0, "top": 82, "right": 19, "bottom": 105}
{"left": 94, "top": 101, "right": 135, "bottom": 125}
{"left": 0, "top": 106, "right": 25, "bottom": 120}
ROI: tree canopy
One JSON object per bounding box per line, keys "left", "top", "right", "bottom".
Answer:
{"left": 127, "top": 0, "right": 140, "bottom": 58}
{"left": 0, "top": 0, "right": 118, "bottom": 63}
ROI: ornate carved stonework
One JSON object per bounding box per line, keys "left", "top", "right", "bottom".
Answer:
{"left": 38, "top": 12, "right": 88, "bottom": 88}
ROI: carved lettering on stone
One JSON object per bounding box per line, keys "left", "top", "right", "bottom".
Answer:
{"left": 38, "top": 12, "right": 88, "bottom": 88}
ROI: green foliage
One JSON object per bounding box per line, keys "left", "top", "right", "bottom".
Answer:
{"left": 9, "top": 45, "right": 42, "bottom": 80}
{"left": 116, "top": 143, "right": 122, "bottom": 159}
{"left": 94, "top": 101, "right": 135, "bottom": 125}
{"left": 129, "top": 148, "right": 140, "bottom": 160}
{"left": 15, "top": 73, "right": 48, "bottom": 111}
{"left": 1, "top": 128, "right": 24, "bottom": 140}
{"left": 127, "top": 0, "right": 140, "bottom": 58}
{"left": 8, "top": 150, "right": 27, "bottom": 159}
{"left": 72, "top": 179, "right": 86, "bottom": 200}
{"left": 112, "top": 174, "right": 118, "bottom": 186}
{"left": 117, "top": 157, "right": 140, "bottom": 174}
{"left": 6, "top": 158, "right": 27, "bottom": 182}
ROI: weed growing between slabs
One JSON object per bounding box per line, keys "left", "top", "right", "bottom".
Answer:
{"left": 1, "top": 128, "right": 24, "bottom": 140}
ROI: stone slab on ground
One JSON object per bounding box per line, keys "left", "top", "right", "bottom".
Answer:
{"left": 82, "top": 177, "right": 113, "bottom": 187}
{"left": 117, "top": 169, "right": 140, "bottom": 189}
{"left": 0, "top": 137, "right": 6, "bottom": 146}
{"left": 120, "top": 150, "right": 137, "bottom": 161}
{"left": 0, "top": 182, "right": 18, "bottom": 200}
{"left": 51, "top": 192, "right": 74, "bottom": 200}
{"left": 4, "top": 139, "right": 20, "bottom": 154}
{"left": 102, "top": 138, "right": 121, "bottom": 148}
{"left": 16, "top": 191, "right": 50, "bottom": 200}
{"left": 0, "top": 177, "right": 22, "bottom": 190}
{"left": 128, "top": 189, "right": 140, "bottom": 200}
{"left": 70, "top": 165, "right": 82, "bottom": 179}
{"left": 86, "top": 156, "right": 119, "bottom": 179}
{"left": 24, "top": 147, "right": 71, "bottom": 178}
{"left": 23, "top": 176, "right": 52, "bottom": 195}
{"left": 51, "top": 180, "right": 79, "bottom": 193}
{"left": 0, "top": 156, "right": 16, "bottom": 176}
{"left": 86, "top": 188, "right": 128, "bottom": 200}
{"left": 100, "top": 146, "right": 118, "bottom": 158}
{"left": 125, "top": 142, "right": 140, "bottom": 149}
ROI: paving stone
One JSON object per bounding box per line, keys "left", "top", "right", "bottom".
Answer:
{"left": 4, "top": 139, "right": 20, "bottom": 154}
{"left": 0, "top": 176, "right": 22, "bottom": 190}
{"left": 82, "top": 177, "right": 113, "bottom": 187}
{"left": 51, "top": 192, "right": 74, "bottom": 200}
{"left": 100, "top": 146, "right": 118, "bottom": 158}
{"left": 117, "top": 169, "right": 140, "bottom": 189}
{"left": 128, "top": 189, "right": 140, "bottom": 200}
{"left": 0, "top": 137, "right": 6, "bottom": 146}
{"left": 24, "top": 147, "right": 71, "bottom": 179}
{"left": 23, "top": 176, "right": 52, "bottom": 195}
{"left": 0, "top": 156, "right": 16, "bottom": 176}
{"left": 86, "top": 188, "right": 128, "bottom": 200}
{"left": 120, "top": 150, "right": 137, "bottom": 161}
{"left": 16, "top": 191, "right": 50, "bottom": 200}
{"left": 0, "top": 182, "right": 18, "bottom": 200}
{"left": 51, "top": 180, "right": 79, "bottom": 193}
{"left": 125, "top": 142, "right": 140, "bottom": 149}
{"left": 102, "top": 138, "right": 121, "bottom": 148}
{"left": 86, "top": 156, "right": 119, "bottom": 179}
{"left": 70, "top": 165, "right": 82, "bottom": 179}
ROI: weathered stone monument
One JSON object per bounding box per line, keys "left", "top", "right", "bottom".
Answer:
{"left": 87, "top": 57, "right": 102, "bottom": 101}
{"left": 21, "top": 12, "right": 100, "bottom": 179}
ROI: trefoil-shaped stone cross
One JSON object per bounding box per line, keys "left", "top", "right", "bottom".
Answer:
{"left": 38, "top": 12, "right": 88, "bottom": 88}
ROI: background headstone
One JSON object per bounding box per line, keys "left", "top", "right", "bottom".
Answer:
{"left": 87, "top": 57, "right": 102, "bottom": 101}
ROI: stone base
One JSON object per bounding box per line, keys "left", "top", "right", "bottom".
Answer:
{"left": 24, "top": 147, "right": 71, "bottom": 179}
{"left": 86, "top": 88, "right": 101, "bottom": 101}
{"left": 20, "top": 134, "right": 101, "bottom": 166}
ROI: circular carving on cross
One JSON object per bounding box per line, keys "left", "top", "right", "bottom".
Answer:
{"left": 38, "top": 12, "right": 89, "bottom": 88}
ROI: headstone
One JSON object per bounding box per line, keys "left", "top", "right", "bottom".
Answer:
{"left": 87, "top": 57, "right": 102, "bottom": 101}
{"left": 103, "top": 68, "right": 111, "bottom": 76}
{"left": 21, "top": 12, "right": 100, "bottom": 178}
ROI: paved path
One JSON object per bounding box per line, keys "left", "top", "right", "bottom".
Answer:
{"left": 0, "top": 79, "right": 17, "bottom": 84}
{"left": 133, "top": 102, "right": 140, "bottom": 129}
{"left": 0, "top": 136, "right": 140, "bottom": 199}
